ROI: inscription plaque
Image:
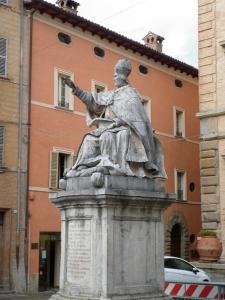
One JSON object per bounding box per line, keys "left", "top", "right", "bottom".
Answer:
{"left": 66, "top": 219, "right": 92, "bottom": 285}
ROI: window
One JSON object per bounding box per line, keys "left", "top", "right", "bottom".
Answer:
{"left": 0, "top": 126, "right": 4, "bottom": 168}
{"left": 0, "top": 212, "right": 4, "bottom": 226}
{"left": 49, "top": 150, "right": 76, "bottom": 189}
{"left": 0, "top": 0, "right": 8, "bottom": 4}
{"left": 91, "top": 80, "right": 107, "bottom": 93}
{"left": 175, "top": 79, "right": 183, "bottom": 88}
{"left": 174, "top": 107, "right": 185, "bottom": 137}
{"left": 141, "top": 97, "right": 151, "bottom": 121}
{"left": 139, "top": 65, "right": 148, "bottom": 75}
{"left": 58, "top": 32, "right": 71, "bottom": 45}
{"left": 175, "top": 169, "right": 186, "bottom": 200}
{"left": 94, "top": 46, "right": 105, "bottom": 58}
{"left": 54, "top": 68, "right": 74, "bottom": 110}
{"left": 0, "top": 38, "right": 7, "bottom": 77}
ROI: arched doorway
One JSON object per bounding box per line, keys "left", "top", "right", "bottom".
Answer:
{"left": 165, "top": 212, "right": 189, "bottom": 259}
{"left": 170, "top": 223, "right": 181, "bottom": 257}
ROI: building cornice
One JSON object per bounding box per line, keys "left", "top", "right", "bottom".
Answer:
{"left": 196, "top": 109, "right": 225, "bottom": 119}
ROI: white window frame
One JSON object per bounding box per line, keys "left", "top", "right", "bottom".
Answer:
{"left": 91, "top": 79, "right": 107, "bottom": 93}
{"left": 49, "top": 148, "right": 75, "bottom": 189}
{"left": 54, "top": 68, "right": 74, "bottom": 110}
{"left": 0, "top": 37, "right": 7, "bottom": 77}
{"left": 174, "top": 169, "right": 187, "bottom": 201}
{"left": 173, "top": 106, "right": 185, "bottom": 138}
{"left": 0, "top": 0, "right": 8, "bottom": 5}
{"left": 141, "top": 96, "right": 151, "bottom": 122}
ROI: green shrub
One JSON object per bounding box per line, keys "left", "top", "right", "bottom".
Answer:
{"left": 200, "top": 229, "right": 217, "bottom": 237}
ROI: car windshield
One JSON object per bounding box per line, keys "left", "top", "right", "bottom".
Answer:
{"left": 165, "top": 258, "right": 194, "bottom": 272}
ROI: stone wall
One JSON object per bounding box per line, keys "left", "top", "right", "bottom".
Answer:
{"left": 0, "top": 0, "right": 29, "bottom": 291}
{"left": 198, "top": 0, "right": 225, "bottom": 260}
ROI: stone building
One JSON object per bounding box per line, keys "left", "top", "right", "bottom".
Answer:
{"left": 197, "top": 0, "right": 225, "bottom": 260}
{"left": 0, "top": 0, "right": 29, "bottom": 292}
{"left": 24, "top": 0, "right": 200, "bottom": 292}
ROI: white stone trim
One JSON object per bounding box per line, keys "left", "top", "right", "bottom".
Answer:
{"left": 173, "top": 106, "right": 186, "bottom": 138}
{"left": 174, "top": 168, "right": 187, "bottom": 201}
{"left": 52, "top": 147, "right": 74, "bottom": 155}
{"left": 54, "top": 67, "right": 74, "bottom": 110}
{"left": 31, "top": 100, "right": 86, "bottom": 117}
{"left": 91, "top": 79, "right": 108, "bottom": 92}
{"left": 196, "top": 108, "right": 225, "bottom": 119}
{"left": 29, "top": 186, "right": 52, "bottom": 193}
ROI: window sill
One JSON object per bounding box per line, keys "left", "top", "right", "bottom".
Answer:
{"left": 0, "top": 3, "right": 10, "bottom": 8}
{"left": 174, "top": 135, "right": 185, "bottom": 139}
{"left": 0, "top": 76, "right": 9, "bottom": 81}
{"left": 0, "top": 166, "right": 8, "bottom": 173}
{"left": 55, "top": 105, "right": 73, "bottom": 113}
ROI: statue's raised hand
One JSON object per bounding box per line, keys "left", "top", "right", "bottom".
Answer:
{"left": 64, "top": 78, "right": 76, "bottom": 90}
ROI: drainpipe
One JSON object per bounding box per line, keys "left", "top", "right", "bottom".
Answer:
{"left": 25, "top": 6, "right": 36, "bottom": 292}
{"left": 15, "top": 0, "right": 26, "bottom": 292}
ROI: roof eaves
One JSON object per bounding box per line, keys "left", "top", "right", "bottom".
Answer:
{"left": 24, "top": 0, "right": 198, "bottom": 78}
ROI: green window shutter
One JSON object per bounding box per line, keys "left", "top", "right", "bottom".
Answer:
{"left": 0, "top": 38, "right": 7, "bottom": 77}
{"left": 0, "top": 126, "right": 4, "bottom": 167}
{"left": 49, "top": 151, "right": 59, "bottom": 189}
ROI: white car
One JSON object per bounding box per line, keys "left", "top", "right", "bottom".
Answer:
{"left": 164, "top": 256, "right": 210, "bottom": 283}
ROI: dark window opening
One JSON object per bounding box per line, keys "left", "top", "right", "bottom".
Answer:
{"left": 139, "top": 65, "right": 148, "bottom": 75}
{"left": 190, "top": 234, "right": 195, "bottom": 244}
{"left": 189, "top": 182, "right": 195, "bottom": 192}
{"left": 58, "top": 153, "right": 69, "bottom": 180}
{"left": 0, "top": 212, "right": 4, "bottom": 226}
{"left": 175, "top": 79, "right": 183, "bottom": 88}
{"left": 176, "top": 110, "right": 183, "bottom": 137}
{"left": 171, "top": 223, "right": 181, "bottom": 257}
{"left": 58, "top": 32, "right": 71, "bottom": 45}
{"left": 94, "top": 47, "right": 105, "bottom": 58}
{"left": 95, "top": 84, "right": 105, "bottom": 93}
{"left": 177, "top": 171, "right": 185, "bottom": 200}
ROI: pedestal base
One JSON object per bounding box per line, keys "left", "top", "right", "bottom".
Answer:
{"left": 49, "top": 176, "right": 175, "bottom": 300}
{"left": 50, "top": 292, "right": 171, "bottom": 300}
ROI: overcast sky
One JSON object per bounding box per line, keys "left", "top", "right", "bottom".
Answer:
{"left": 47, "top": 0, "right": 198, "bottom": 68}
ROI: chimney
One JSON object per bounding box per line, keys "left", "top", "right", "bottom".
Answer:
{"left": 56, "top": 0, "right": 80, "bottom": 14}
{"left": 142, "top": 31, "right": 164, "bottom": 53}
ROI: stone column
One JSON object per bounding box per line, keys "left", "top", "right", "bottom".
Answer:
{"left": 49, "top": 176, "right": 174, "bottom": 300}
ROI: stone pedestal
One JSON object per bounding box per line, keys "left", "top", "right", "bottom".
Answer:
{"left": 49, "top": 176, "right": 175, "bottom": 300}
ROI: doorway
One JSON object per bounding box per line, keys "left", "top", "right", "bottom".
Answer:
{"left": 170, "top": 223, "right": 181, "bottom": 257}
{"left": 39, "top": 232, "right": 61, "bottom": 291}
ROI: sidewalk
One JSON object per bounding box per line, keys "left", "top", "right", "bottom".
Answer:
{"left": 0, "top": 291, "right": 54, "bottom": 300}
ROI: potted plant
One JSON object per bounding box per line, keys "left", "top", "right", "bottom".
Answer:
{"left": 196, "top": 229, "right": 222, "bottom": 262}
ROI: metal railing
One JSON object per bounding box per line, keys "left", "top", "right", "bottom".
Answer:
{"left": 165, "top": 281, "right": 225, "bottom": 300}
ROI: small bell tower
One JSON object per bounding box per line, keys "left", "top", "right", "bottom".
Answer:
{"left": 142, "top": 31, "right": 164, "bottom": 53}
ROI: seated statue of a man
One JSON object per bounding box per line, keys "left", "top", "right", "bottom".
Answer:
{"left": 65, "top": 59, "right": 167, "bottom": 179}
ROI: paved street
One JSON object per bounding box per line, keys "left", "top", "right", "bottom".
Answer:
{"left": 0, "top": 291, "right": 54, "bottom": 300}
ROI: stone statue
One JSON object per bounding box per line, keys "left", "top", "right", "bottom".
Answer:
{"left": 64, "top": 59, "right": 167, "bottom": 180}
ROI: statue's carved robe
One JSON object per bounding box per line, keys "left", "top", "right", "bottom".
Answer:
{"left": 72, "top": 85, "right": 167, "bottom": 178}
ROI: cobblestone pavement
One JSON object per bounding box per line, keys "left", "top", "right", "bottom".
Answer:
{"left": 0, "top": 291, "right": 55, "bottom": 300}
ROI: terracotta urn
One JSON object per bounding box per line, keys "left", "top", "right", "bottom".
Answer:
{"left": 196, "top": 235, "right": 222, "bottom": 262}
